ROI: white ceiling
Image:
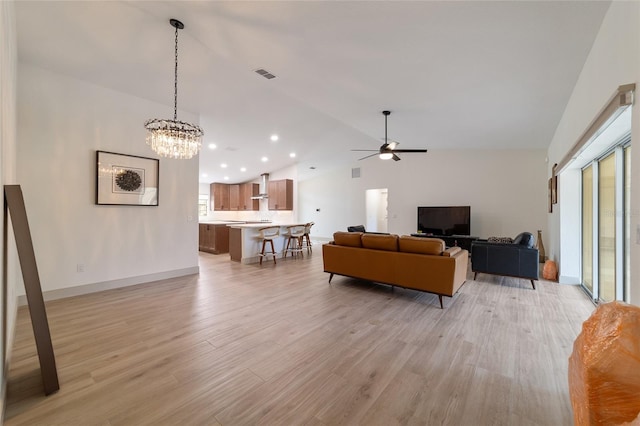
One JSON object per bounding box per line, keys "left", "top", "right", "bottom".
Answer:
{"left": 15, "top": 1, "right": 611, "bottom": 183}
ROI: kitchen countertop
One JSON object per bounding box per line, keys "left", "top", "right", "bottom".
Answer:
{"left": 227, "top": 222, "right": 301, "bottom": 229}
{"left": 199, "top": 220, "right": 272, "bottom": 225}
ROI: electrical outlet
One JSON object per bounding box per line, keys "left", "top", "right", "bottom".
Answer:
{"left": 77, "top": 264, "right": 84, "bottom": 273}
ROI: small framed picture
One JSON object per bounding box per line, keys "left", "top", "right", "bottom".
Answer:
{"left": 96, "top": 151, "right": 159, "bottom": 206}
{"left": 548, "top": 178, "right": 553, "bottom": 213}
{"left": 551, "top": 163, "right": 558, "bottom": 205}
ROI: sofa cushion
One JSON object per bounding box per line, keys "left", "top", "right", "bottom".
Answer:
{"left": 333, "top": 231, "right": 363, "bottom": 247}
{"left": 513, "top": 232, "right": 535, "bottom": 248}
{"left": 398, "top": 236, "right": 445, "bottom": 255}
{"left": 361, "top": 233, "right": 398, "bottom": 251}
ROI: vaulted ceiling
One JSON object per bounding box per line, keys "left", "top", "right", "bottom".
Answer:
{"left": 16, "top": 1, "right": 611, "bottom": 183}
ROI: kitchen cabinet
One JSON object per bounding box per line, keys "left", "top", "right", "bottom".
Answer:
{"left": 239, "top": 183, "right": 259, "bottom": 211}
{"left": 229, "top": 184, "right": 240, "bottom": 211}
{"left": 211, "top": 183, "right": 230, "bottom": 211}
{"left": 199, "top": 223, "right": 230, "bottom": 254}
{"left": 268, "top": 179, "right": 293, "bottom": 211}
{"left": 211, "top": 182, "right": 259, "bottom": 211}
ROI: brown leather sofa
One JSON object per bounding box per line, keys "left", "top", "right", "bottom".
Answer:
{"left": 322, "top": 232, "right": 468, "bottom": 308}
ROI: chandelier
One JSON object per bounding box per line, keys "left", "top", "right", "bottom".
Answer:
{"left": 145, "top": 19, "right": 203, "bottom": 160}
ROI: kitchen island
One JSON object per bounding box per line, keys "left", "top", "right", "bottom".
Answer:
{"left": 228, "top": 222, "right": 306, "bottom": 264}
{"left": 198, "top": 222, "right": 234, "bottom": 254}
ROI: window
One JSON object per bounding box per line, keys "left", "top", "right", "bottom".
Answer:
{"left": 198, "top": 195, "right": 208, "bottom": 217}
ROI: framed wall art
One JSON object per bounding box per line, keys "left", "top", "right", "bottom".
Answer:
{"left": 551, "top": 163, "right": 558, "bottom": 205}
{"left": 96, "top": 151, "right": 159, "bottom": 206}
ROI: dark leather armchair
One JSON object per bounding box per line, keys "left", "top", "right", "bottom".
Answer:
{"left": 347, "top": 225, "right": 366, "bottom": 232}
{"left": 471, "top": 232, "right": 539, "bottom": 289}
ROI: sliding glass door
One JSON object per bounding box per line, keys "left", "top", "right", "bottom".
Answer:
{"left": 582, "top": 166, "right": 593, "bottom": 294}
{"left": 581, "top": 144, "right": 630, "bottom": 303}
{"left": 598, "top": 152, "right": 616, "bottom": 302}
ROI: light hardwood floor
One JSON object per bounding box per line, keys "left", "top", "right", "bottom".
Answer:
{"left": 4, "top": 249, "right": 594, "bottom": 425}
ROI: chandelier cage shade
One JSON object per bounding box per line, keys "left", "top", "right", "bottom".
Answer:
{"left": 145, "top": 18, "right": 203, "bottom": 159}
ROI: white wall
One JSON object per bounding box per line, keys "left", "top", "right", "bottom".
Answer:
{"left": 0, "top": 0, "right": 18, "bottom": 413}
{"left": 17, "top": 64, "right": 199, "bottom": 296}
{"left": 546, "top": 1, "right": 640, "bottom": 304}
{"left": 299, "top": 149, "right": 548, "bottom": 242}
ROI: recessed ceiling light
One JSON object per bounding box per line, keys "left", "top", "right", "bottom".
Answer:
{"left": 221, "top": 163, "right": 228, "bottom": 168}
{"left": 261, "top": 156, "right": 268, "bottom": 162}
{"left": 223, "top": 176, "right": 229, "bottom": 181}
{"left": 201, "top": 173, "right": 208, "bottom": 177}
{"left": 208, "top": 143, "right": 217, "bottom": 150}
{"left": 289, "top": 152, "right": 296, "bottom": 158}
{"left": 270, "top": 134, "right": 279, "bottom": 142}
{"left": 240, "top": 167, "right": 247, "bottom": 172}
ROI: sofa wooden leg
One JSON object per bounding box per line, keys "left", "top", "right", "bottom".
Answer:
{"left": 531, "top": 280, "right": 536, "bottom": 290}
{"left": 473, "top": 272, "right": 478, "bottom": 280}
{"left": 438, "top": 295, "right": 444, "bottom": 309}
{"left": 328, "top": 273, "right": 334, "bottom": 284}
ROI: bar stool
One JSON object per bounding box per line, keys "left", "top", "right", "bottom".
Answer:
{"left": 257, "top": 226, "right": 280, "bottom": 265}
{"left": 283, "top": 225, "right": 306, "bottom": 258}
{"left": 302, "top": 222, "right": 314, "bottom": 253}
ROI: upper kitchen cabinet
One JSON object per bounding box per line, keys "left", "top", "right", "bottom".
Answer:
{"left": 229, "top": 184, "right": 240, "bottom": 211}
{"left": 211, "top": 182, "right": 230, "bottom": 211}
{"left": 239, "top": 183, "right": 259, "bottom": 211}
{"left": 268, "top": 179, "right": 293, "bottom": 211}
{"left": 211, "top": 182, "right": 259, "bottom": 211}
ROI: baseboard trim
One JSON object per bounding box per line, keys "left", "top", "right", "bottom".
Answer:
{"left": 559, "top": 275, "right": 580, "bottom": 285}
{"left": 17, "top": 266, "right": 200, "bottom": 306}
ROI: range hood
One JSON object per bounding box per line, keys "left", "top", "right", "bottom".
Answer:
{"left": 251, "top": 173, "right": 269, "bottom": 200}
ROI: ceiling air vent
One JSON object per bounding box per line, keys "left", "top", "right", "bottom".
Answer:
{"left": 352, "top": 167, "right": 361, "bottom": 178}
{"left": 254, "top": 68, "right": 276, "bottom": 80}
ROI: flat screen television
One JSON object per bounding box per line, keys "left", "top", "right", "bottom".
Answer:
{"left": 417, "top": 206, "right": 470, "bottom": 236}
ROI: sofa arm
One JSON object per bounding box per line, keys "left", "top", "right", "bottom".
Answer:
{"left": 442, "top": 247, "right": 462, "bottom": 257}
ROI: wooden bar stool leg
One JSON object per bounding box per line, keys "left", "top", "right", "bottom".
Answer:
{"left": 298, "top": 236, "right": 304, "bottom": 258}
{"left": 260, "top": 240, "right": 266, "bottom": 265}
{"left": 270, "top": 239, "right": 276, "bottom": 264}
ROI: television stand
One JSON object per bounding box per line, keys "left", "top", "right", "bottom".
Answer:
{"left": 410, "top": 234, "right": 478, "bottom": 252}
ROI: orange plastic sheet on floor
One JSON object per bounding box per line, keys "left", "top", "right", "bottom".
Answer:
{"left": 568, "top": 301, "right": 640, "bottom": 425}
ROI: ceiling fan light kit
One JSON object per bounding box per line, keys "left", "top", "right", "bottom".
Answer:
{"left": 144, "top": 19, "right": 204, "bottom": 160}
{"left": 353, "top": 110, "right": 427, "bottom": 161}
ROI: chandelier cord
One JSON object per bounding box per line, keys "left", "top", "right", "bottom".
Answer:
{"left": 173, "top": 23, "right": 179, "bottom": 121}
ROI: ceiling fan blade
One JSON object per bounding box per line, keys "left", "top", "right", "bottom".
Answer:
{"left": 390, "top": 149, "right": 428, "bottom": 153}
{"left": 392, "top": 154, "right": 401, "bottom": 161}
{"left": 358, "top": 152, "right": 379, "bottom": 161}
{"left": 351, "top": 149, "right": 378, "bottom": 152}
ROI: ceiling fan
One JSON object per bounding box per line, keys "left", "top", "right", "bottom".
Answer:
{"left": 352, "top": 111, "right": 428, "bottom": 161}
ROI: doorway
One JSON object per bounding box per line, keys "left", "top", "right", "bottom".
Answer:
{"left": 365, "top": 188, "right": 388, "bottom": 233}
